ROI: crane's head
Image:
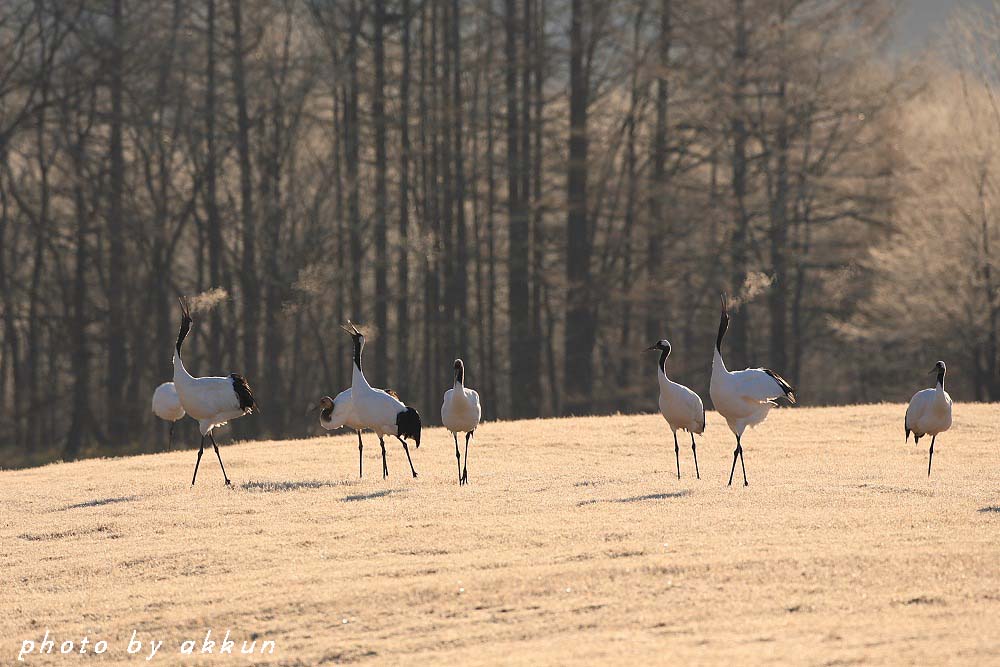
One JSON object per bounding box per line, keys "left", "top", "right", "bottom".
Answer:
{"left": 929, "top": 360, "right": 946, "bottom": 379}
{"left": 645, "top": 340, "right": 671, "bottom": 354}
{"left": 716, "top": 293, "right": 730, "bottom": 353}
{"left": 340, "top": 320, "right": 364, "bottom": 344}
{"left": 316, "top": 395, "right": 335, "bottom": 420}
{"left": 176, "top": 296, "right": 193, "bottom": 354}
{"left": 454, "top": 358, "right": 465, "bottom": 384}
{"left": 396, "top": 406, "right": 422, "bottom": 448}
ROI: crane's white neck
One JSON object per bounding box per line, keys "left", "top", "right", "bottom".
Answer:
{"left": 712, "top": 347, "right": 728, "bottom": 375}
{"left": 173, "top": 352, "right": 193, "bottom": 383}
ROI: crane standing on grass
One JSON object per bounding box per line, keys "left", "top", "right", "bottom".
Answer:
{"left": 646, "top": 340, "right": 705, "bottom": 479}
{"left": 441, "top": 359, "right": 482, "bottom": 485}
{"left": 709, "top": 294, "right": 796, "bottom": 487}
{"left": 905, "top": 361, "right": 953, "bottom": 476}
{"left": 173, "top": 297, "right": 258, "bottom": 486}
{"left": 342, "top": 321, "right": 422, "bottom": 478}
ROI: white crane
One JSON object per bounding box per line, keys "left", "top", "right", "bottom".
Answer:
{"left": 173, "top": 297, "right": 258, "bottom": 486}
{"left": 646, "top": 340, "right": 705, "bottom": 479}
{"left": 315, "top": 386, "right": 402, "bottom": 478}
{"left": 441, "top": 359, "right": 482, "bottom": 485}
{"left": 342, "top": 321, "right": 421, "bottom": 478}
{"left": 151, "top": 381, "right": 185, "bottom": 448}
{"left": 709, "top": 294, "right": 796, "bottom": 487}
{"left": 905, "top": 360, "right": 953, "bottom": 476}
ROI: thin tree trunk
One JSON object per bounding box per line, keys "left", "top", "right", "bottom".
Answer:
{"left": 397, "top": 0, "right": 413, "bottom": 397}
{"left": 232, "top": 0, "right": 259, "bottom": 434}
{"left": 564, "top": 0, "right": 595, "bottom": 414}
{"left": 646, "top": 0, "right": 670, "bottom": 345}
{"left": 729, "top": 0, "right": 750, "bottom": 366}
{"left": 373, "top": 0, "right": 389, "bottom": 381}
{"left": 107, "top": 0, "right": 127, "bottom": 446}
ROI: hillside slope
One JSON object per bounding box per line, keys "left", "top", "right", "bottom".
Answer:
{"left": 3, "top": 404, "right": 999, "bottom": 665}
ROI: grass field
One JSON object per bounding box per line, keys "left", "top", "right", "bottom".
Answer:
{"left": 2, "top": 404, "right": 999, "bottom": 665}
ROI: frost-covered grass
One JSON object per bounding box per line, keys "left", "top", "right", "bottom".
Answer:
{"left": 2, "top": 404, "right": 999, "bottom": 665}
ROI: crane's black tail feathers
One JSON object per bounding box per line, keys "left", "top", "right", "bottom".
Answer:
{"left": 231, "top": 374, "right": 259, "bottom": 414}
{"left": 762, "top": 368, "right": 796, "bottom": 404}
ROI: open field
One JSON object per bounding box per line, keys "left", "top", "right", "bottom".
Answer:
{"left": 2, "top": 403, "right": 999, "bottom": 665}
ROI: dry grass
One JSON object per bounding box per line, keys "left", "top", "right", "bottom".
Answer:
{"left": 2, "top": 404, "right": 999, "bottom": 665}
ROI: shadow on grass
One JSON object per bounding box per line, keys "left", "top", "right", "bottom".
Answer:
{"left": 577, "top": 490, "right": 690, "bottom": 506}
{"left": 62, "top": 496, "right": 137, "bottom": 511}
{"left": 342, "top": 489, "right": 400, "bottom": 502}
{"left": 241, "top": 480, "right": 351, "bottom": 493}
{"left": 978, "top": 506, "right": 1000, "bottom": 513}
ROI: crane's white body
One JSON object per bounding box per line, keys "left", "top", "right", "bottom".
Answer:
{"left": 710, "top": 348, "right": 793, "bottom": 438}
{"left": 151, "top": 382, "right": 185, "bottom": 422}
{"left": 657, "top": 366, "right": 704, "bottom": 436}
{"left": 351, "top": 364, "right": 409, "bottom": 439}
{"left": 173, "top": 356, "right": 249, "bottom": 436}
{"left": 340, "top": 321, "right": 421, "bottom": 478}
{"left": 441, "top": 359, "right": 480, "bottom": 485}
{"left": 905, "top": 379, "right": 952, "bottom": 442}
{"left": 319, "top": 388, "right": 363, "bottom": 432}
{"left": 442, "top": 383, "right": 481, "bottom": 435}
{"left": 172, "top": 298, "right": 257, "bottom": 486}
{"left": 710, "top": 295, "right": 795, "bottom": 486}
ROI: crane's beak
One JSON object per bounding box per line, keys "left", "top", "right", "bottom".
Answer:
{"left": 306, "top": 403, "right": 318, "bottom": 415}
{"left": 644, "top": 345, "right": 658, "bottom": 352}
{"left": 928, "top": 367, "right": 938, "bottom": 375}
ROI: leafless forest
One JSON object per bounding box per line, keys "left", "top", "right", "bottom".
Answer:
{"left": 1, "top": 0, "right": 997, "bottom": 467}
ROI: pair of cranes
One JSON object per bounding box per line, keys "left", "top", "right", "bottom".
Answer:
{"left": 153, "top": 300, "right": 481, "bottom": 486}
{"left": 315, "top": 321, "right": 481, "bottom": 485}
{"left": 653, "top": 294, "right": 953, "bottom": 484}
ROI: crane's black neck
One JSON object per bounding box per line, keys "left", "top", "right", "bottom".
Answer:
{"left": 937, "top": 367, "right": 945, "bottom": 389}
{"left": 353, "top": 335, "right": 363, "bottom": 372}
{"left": 176, "top": 316, "right": 191, "bottom": 355}
{"left": 658, "top": 348, "right": 669, "bottom": 376}
{"left": 455, "top": 363, "right": 464, "bottom": 384}
{"left": 716, "top": 312, "right": 729, "bottom": 353}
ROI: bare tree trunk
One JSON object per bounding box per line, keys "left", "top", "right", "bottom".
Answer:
{"left": 206, "top": 0, "right": 224, "bottom": 368}
{"left": 397, "top": 0, "right": 413, "bottom": 397}
{"left": 232, "top": 0, "right": 259, "bottom": 433}
{"left": 452, "top": 0, "right": 468, "bottom": 359}
{"left": 107, "top": 0, "right": 127, "bottom": 446}
{"left": 646, "top": 0, "right": 670, "bottom": 345}
{"left": 564, "top": 0, "right": 595, "bottom": 414}
{"left": 347, "top": 3, "right": 362, "bottom": 322}
{"left": 507, "top": 0, "right": 533, "bottom": 418}
{"left": 373, "top": 0, "right": 389, "bottom": 381}
{"left": 484, "top": 0, "right": 498, "bottom": 419}
{"left": 729, "top": 0, "right": 750, "bottom": 366}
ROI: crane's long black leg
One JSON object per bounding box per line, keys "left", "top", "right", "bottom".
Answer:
{"left": 209, "top": 432, "right": 231, "bottom": 486}
{"left": 462, "top": 431, "right": 472, "bottom": 484}
{"left": 928, "top": 435, "right": 935, "bottom": 477}
{"left": 397, "top": 436, "right": 418, "bottom": 478}
{"left": 728, "top": 435, "right": 740, "bottom": 487}
{"left": 691, "top": 432, "right": 700, "bottom": 480}
{"left": 379, "top": 436, "right": 388, "bottom": 478}
{"left": 191, "top": 436, "right": 205, "bottom": 486}
{"left": 168, "top": 422, "right": 175, "bottom": 450}
{"left": 673, "top": 432, "right": 681, "bottom": 479}
{"left": 357, "top": 430, "right": 364, "bottom": 478}
{"left": 739, "top": 443, "right": 748, "bottom": 487}
{"left": 454, "top": 432, "right": 462, "bottom": 485}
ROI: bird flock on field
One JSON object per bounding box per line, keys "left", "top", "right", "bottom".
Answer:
{"left": 152, "top": 293, "right": 952, "bottom": 487}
